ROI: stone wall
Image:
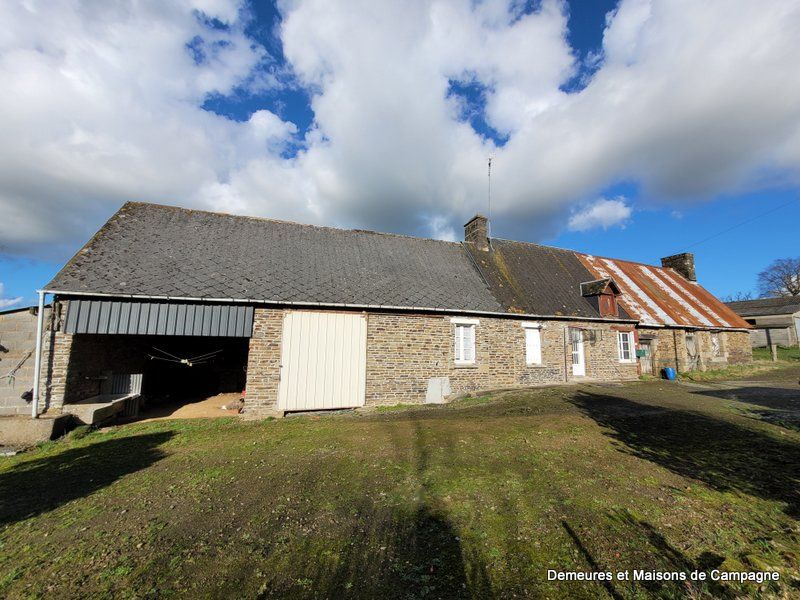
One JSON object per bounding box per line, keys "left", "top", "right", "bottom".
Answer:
{"left": 243, "top": 308, "right": 284, "bottom": 415}
{"left": 724, "top": 331, "right": 752, "bottom": 365}
{"left": 640, "top": 328, "right": 687, "bottom": 373}
{"left": 44, "top": 332, "right": 152, "bottom": 411}
{"left": 243, "top": 308, "right": 641, "bottom": 414}
{"left": 365, "top": 314, "right": 640, "bottom": 406}
{"left": 640, "top": 327, "right": 752, "bottom": 374}
{"left": 44, "top": 303, "right": 754, "bottom": 418}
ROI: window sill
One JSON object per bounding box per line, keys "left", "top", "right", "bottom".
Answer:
{"left": 526, "top": 363, "right": 547, "bottom": 368}
{"left": 454, "top": 363, "right": 477, "bottom": 369}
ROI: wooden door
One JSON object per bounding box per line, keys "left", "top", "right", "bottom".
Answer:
{"left": 277, "top": 312, "right": 367, "bottom": 411}
{"left": 639, "top": 340, "right": 653, "bottom": 374}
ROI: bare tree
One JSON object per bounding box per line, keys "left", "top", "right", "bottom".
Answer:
{"left": 757, "top": 258, "right": 800, "bottom": 297}
{"left": 721, "top": 291, "right": 753, "bottom": 302}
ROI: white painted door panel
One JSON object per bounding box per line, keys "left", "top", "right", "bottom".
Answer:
{"left": 571, "top": 331, "right": 585, "bottom": 377}
{"left": 278, "top": 312, "right": 367, "bottom": 411}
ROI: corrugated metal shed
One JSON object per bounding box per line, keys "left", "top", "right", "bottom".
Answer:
{"left": 578, "top": 254, "right": 750, "bottom": 329}
{"left": 63, "top": 299, "right": 253, "bottom": 337}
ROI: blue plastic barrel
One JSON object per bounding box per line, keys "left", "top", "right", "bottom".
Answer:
{"left": 662, "top": 367, "right": 677, "bottom": 380}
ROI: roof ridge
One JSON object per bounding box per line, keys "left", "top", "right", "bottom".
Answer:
{"left": 727, "top": 296, "right": 800, "bottom": 304}
{"left": 122, "top": 201, "right": 463, "bottom": 246}
{"left": 493, "top": 236, "right": 670, "bottom": 271}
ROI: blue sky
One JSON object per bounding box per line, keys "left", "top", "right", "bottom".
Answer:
{"left": 1, "top": 0, "right": 799, "bottom": 308}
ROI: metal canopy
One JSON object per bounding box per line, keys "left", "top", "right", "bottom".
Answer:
{"left": 63, "top": 299, "right": 253, "bottom": 337}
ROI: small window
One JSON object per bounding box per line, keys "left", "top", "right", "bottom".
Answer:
{"left": 453, "top": 323, "right": 476, "bottom": 364}
{"left": 711, "top": 332, "right": 722, "bottom": 357}
{"left": 525, "top": 327, "right": 542, "bottom": 365}
{"left": 617, "top": 331, "right": 635, "bottom": 362}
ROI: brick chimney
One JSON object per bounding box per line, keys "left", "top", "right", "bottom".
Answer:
{"left": 661, "top": 252, "right": 696, "bottom": 281}
{"left": 464, "top": 214, "right": 489, "bottom": 251}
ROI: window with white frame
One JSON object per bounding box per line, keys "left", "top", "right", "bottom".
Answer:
{"left": 522, "top": 322, "right": 542, "bottom": 365}
{"left": 451, "top": 318, "right": 478, "bottom": 364}
{"left": 617, "top": 331, "right": 635, "bottom": 362}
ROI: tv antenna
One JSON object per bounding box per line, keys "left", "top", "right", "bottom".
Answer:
{"left": 487, "top": 157, "right": 493, "bottom": 239}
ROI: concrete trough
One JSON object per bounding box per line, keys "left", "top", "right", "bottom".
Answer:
{"left": 65, "top": 394, "right": 141, "bottom": 426}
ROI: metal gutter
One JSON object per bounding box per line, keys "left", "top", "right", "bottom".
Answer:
{"left": 43, "top": 288, "right": 640, "bottom": 325}
{"left": 44, "top": 289, "right": 751, "bottom": 331}
{"left": 31, "top": 291, "right": 45, "bottom": 419}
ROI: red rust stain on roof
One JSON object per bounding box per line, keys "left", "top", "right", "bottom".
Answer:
{"left": 576, "top": 253, "right": 750, "bottom": 329}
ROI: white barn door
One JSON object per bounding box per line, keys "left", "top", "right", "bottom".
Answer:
{"left": 278, "top": 311, "right": 367, "bottom": 411}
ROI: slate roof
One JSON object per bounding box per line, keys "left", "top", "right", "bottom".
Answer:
{"left": 47, "top": 202, "right": 748, "bottom": 328}
{"left": 463, "top": 239, "right": 608, "bottom": 318}
{"left": 726, "top": 297, "right": 800, "bottom": 317}
{"left": 47, "top": 202, "right": 503, "bottom": 313}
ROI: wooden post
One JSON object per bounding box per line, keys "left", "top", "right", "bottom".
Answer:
{"left": 764, "top": 328, "right": 778, "bottom": 362}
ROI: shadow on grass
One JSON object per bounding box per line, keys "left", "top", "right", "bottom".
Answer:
{"left": 692, "top": 386, "right": 800, "bottom": 431}
{"left": 692, "top": 386, "right": 800, "bottom": 412}
{"left": 0, "top": 431, "right": 172, "bottom": 524}
{"left": 570, "top": 391, "right": 800, "bottom": 517}
{"left": 563, "top": 510, "right": 732, "bottom": 598}
{"left": 278, "top": 501, "right": 483, "bottom": 599}
{"left": 243, "top": 419, "right": 491, "bottom": 599}
{"left": 311, "top": 419, "right": 488, "bottom": 599}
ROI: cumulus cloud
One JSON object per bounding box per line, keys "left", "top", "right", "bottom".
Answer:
{"left": 0, "top": 283, "right": 23, "bottom": 310}
{"left": 568, "top": 197, "right": 632, "bottom": 231}
{"left": 1, "top": 0, "right": 800, "bottom": 260}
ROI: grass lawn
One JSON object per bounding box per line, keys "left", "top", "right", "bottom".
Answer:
{"left": 2, "top": 370, "right": 800, "bottom": 598}
{"left": 678, "top": 349, "right": 800, "bottom": 383}
{"left": 753, "top": 346, "right": 800, "bottom": 363}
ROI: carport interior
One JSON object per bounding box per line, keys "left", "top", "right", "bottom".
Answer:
{"left": 62, "top": 334, "right": 249, "bottom": 409}
{"left": 58, "top": 299, "right": 255, "bottom": 413}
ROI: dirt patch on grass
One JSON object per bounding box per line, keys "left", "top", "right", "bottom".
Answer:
{"left": 131, "top": 392, "right": 243, "bottom": 422}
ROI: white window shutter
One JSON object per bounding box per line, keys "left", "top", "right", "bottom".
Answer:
{"left": 454, "top": 323, "right": 476, "bottom": 364}
{"left": 526, "top": 328, "right": 541, "bottom": 364}
{"left": 464, "top": 325, "right": 475, "bottom": 362}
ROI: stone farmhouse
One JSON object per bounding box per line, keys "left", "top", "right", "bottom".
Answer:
{"left": 30, "top": 202, "right": 751, "bottom": 419}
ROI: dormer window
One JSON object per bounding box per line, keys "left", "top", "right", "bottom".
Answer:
{"left": 580, "top": 278, "right": 623, "bottom": 318}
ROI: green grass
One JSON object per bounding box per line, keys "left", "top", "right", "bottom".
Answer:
{"left": 753, "top": 345, "right": 800, "bottom": 362}
{"left": 678, "top": 346, "right": 800, "bottom": 382}
{"left": 2, "top": 370, "right": 800, "bottom": 598}
{"left": 678, "top": 361, "right": 786, "bottom": 382}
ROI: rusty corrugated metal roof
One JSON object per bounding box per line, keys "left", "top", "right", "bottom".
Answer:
{"left": 578, "top": 254, "right": 750, "bottom": 329}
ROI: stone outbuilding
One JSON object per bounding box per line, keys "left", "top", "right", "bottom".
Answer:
{"left": 30, "top": 202, "right": 751, "bottom": 419}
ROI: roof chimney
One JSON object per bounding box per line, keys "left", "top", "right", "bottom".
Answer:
{"left": 661, "top": 252, "right": 696, "bottom": 281}
{"left": 464, "top": 214, "right": 489, "bottom": 251}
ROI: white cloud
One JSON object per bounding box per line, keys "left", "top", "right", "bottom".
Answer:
{"left": 1, "top": 0, "right": 800, "bottom": 260}
{"left": 0, "top": 283, "right": 23, "bottom": 310}
{"left": 568, "top": 197, "right": 632, "bottom": 231}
